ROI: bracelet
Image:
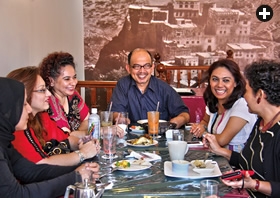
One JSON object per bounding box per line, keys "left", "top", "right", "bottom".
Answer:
{"left": 254, "top": 179, "right": 260, "bottom": 191}
{"left": 75, "top": 150, "right": 85, "bottom": 163}
{"left": 203, "top": 125, "right": 208, "bottom": 132}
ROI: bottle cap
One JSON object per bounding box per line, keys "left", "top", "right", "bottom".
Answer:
{"left": 91, "top": 108, "right": 98, "bottom": 114}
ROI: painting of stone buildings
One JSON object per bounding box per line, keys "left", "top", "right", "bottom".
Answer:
{"left": 84, "top": 0, "right": 280, "bottom": 83}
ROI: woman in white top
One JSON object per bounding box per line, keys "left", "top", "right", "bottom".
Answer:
{"left": 191, "top": 59, "right": 256, "bottom": 152}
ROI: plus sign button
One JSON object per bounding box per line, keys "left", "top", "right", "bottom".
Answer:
{"left": 256, "top": 5, "right": 273, "bottom": 22}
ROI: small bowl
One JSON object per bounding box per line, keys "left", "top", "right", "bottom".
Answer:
{"left": 172, "top": 160, "right": 190, "bottom": 174}
{"left": 191, "top": 160, "right": 215, "bottom": 175}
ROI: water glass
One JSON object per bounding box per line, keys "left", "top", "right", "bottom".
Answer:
{"left": 116, "top": 112, "right": 129, "bottom": 132}
{"left": 200, "top": 179, "right": 219, "bottom": 198}
{"left": 172, "top": 129, "right": 184, "bottom": 141}
{"left": 102, "top": 126, "right": 118, "bottom": 159}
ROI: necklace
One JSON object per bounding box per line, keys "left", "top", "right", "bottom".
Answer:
{"left": 259, "top": 111, "right": 280, "bottom": 132}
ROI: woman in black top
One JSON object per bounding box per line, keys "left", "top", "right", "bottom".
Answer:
{"left": 203, "top": 61, "right": 280, "bottom": 197}
{"left": 0, "top": 77, "right": 99, "bottom": 198}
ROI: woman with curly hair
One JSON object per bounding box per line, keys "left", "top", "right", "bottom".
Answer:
{"left": 8, "top": 67, "right": 100, "bottom": 165}
{"left": 203, "top": 60, "right": 280, "bottom": 197}
{"left": 39, "top": 52, "right": 89, "bottom": 138}
{"left": 191, "top": 59, "right": 256, "bottom": 152}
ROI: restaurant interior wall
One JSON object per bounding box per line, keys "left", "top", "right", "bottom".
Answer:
{"left": 0, "top": 0, "right": 85, "bottom": 81}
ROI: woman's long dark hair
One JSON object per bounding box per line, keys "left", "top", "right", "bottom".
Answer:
{"left": 203, "top": 59, "right": 246, "bottom": 113}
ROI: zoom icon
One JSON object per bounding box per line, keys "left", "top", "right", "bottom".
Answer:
{"left": 256, "top": 5, "right": 273, "bottom": 22}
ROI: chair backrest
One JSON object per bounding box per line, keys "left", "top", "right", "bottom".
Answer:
{"left": 156, "top": 63, "right": 209, "bottom": 88}
{"left": 76, "top": 81, "right": 117, "bottom": 109}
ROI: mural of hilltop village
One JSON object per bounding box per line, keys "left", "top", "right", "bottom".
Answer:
{"left": 84, "top": 0, "right": 280, "bottom": 83}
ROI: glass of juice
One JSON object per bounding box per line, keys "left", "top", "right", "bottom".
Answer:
{"left": 147, "top": 111, "right": 159, "bottom": 139}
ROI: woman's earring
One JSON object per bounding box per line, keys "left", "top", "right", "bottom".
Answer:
{"left": 257, "top": 98, "right": 261, "bottom": 104}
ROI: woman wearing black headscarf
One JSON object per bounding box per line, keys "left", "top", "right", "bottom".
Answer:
{"left": 0, "top": 77, "right": 99, "bottom": 198}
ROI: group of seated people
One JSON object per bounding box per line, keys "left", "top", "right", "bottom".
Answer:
{"left": 0, "top": 47, "right": 279, "bottom": 197}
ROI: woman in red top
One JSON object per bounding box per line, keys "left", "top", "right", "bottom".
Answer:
{"left": 39, "top": 52, "right": 89, "bottom": 138}
{"left": 8, "top": 67, "right": 100, "bottom": 165}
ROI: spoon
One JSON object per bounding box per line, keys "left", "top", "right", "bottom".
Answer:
{"left": 204, "top": 152, "right": 209, "bottom": 162}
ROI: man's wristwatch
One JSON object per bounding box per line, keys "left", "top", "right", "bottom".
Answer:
{"left": 75, "top": 150, "right": 85, "bottom": 163}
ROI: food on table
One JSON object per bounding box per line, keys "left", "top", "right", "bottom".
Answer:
{"left": 131, "top": 159, "right": 151, "bottom": 166}
{"left": 193, "top": 160, "right": 206, "bottom": 168}
{"left": 115, "top": 160, "right": 131, "bottom": 168}
{"left": 128, "top": 134, "right": 153, "bottom": 145}
{"left": 130, "top": 125, "right": 144, "bottom": 130}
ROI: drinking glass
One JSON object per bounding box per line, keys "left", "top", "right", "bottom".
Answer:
{"left": 116, "top": 112, "right": 129, "bottom": 132}
{"left": 172, "top": 129, "right": 184, "bottom": 141}
{"left": 100, "top": 111, "right": 113, "bottom": 127}
{"left": 102, "top": 126, "right": 118, "bottom": 159}
{"left": 200, "top": 179, "right": 219, "bottom": 198}
{"left": 147, "top": 111, "right": 159, "bottom": 138}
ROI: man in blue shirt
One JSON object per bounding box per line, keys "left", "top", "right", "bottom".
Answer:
{"left": 109, "top": 48, "right": 190, "bottom": 128}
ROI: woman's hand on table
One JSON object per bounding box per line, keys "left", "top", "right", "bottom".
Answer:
{"left": 190, "top": 123, "right": 205, "bottom": 137}
{"left": 202, "top": 133, "right": 221, "bottom": 153}
{"left": 79, "top": 139, "right": 100, "bottom": 159}
{"left": 76, "top": 162, "right": 100, "bottom": 182}
{"left": 221, "top": 171, "right": 255, "bottom": 189}
{"left": 203, "top": 133, "right": 232, "bottom": 160}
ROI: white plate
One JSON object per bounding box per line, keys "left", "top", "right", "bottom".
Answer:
{"left": 137, "top": 119, "right": 167, "bottom": 125}
{"left": 129, "top": 127, "right": 145, "bottom": 133}
{"left": 112, "top": 160, "right": 152, "bottom": 171}
{"left": 164, "top": 161, "right": 222, "bottom": 179}
{"left": 126, "top": 139, "right": 158, "bottom": 147}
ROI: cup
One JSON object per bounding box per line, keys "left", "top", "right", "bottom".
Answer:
{"left": 147, "top": 111, "right": 159, "bottom": 138}
{"left": 172, "top": 129, "right": 184, "bottom": 141}
{"left": 116, "top": 112, "right": 129, "bottom": 132}
{"left": 200, "top": 179, "right": 219, "bottom": 198}
{"left": 100, "top": 111, "right": 113, "bottom": 127}
{"left": 168, "top": 141, "right": 188, "bottom": 161}
{"left": 102, "top": 126, "right": 118, "bottom": 159}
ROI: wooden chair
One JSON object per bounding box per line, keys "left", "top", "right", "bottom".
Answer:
{"left": 76, "top": 81, "right": 117, "bottom": 109}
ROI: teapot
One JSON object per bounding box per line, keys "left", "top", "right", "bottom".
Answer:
{"left": 64, "top": 178, "right": 103, "bottom": 198}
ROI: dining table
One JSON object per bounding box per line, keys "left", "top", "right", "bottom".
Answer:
{"left": 88, "top": 128, "right": 250, "bottom": 198}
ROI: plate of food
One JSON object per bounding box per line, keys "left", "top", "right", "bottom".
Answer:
{"left": 137, "top": 119, "right": 167, "bottom": 125}
{"left": 164, "top": 160, "right": 221, "bottom": 179}
{"left": 126, "top": 134, "right": 158, "bottom": 147}
{"left": 112, "top": 159, "right": 152, "bottom": 171}
{"left": 129, "top": 125, "right": 145, "bottom": 133}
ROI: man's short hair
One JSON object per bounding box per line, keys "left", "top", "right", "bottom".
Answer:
{"left": 128, "top": 49, "right": 153, "bottom": 65}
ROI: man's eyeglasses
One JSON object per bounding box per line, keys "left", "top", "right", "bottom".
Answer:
{"left": 33, "top": 88, "right": 48, "bottom": 93}
{"left": 131, "top": 63, "right": 152, "bottom": 70}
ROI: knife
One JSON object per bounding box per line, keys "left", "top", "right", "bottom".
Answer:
{"left": 138, "top": 152, "right": 153, "bottom": 159}
{"left": 127, "top": 149, "right": 153, "bottom": 159}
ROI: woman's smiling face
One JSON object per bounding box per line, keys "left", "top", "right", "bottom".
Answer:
{"left": 30, "top": 75, "right": 51, "bottom": 116}
{"left": 51, "top": 65, "right": 77, "bottom": 98}
{"left": 210, "top": 66, "right": 236, "bottom": 104}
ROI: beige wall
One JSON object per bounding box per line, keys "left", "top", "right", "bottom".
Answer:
{"left": 0, "top": 0, "right": 85, "bottom": 80}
